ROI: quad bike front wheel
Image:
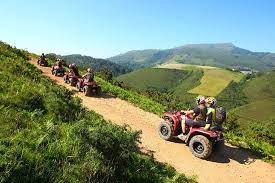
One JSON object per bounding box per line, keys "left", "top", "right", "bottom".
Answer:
{"left": 158, "top": 121, "right": 173, "bottom": 141}
{"left": 69, "top": 78, "right": 77, "bottom": 87}
{"left": 189, "top": 135, "right": 212, "bottom": 159}
{"left": 83, "top": 86, "right": 91, "bottom": 96}
{"left": 76, "top": 82, "right": 82, "bottom": 92}
{"left": 53, "top": 70, "right": 58, "bottom": 76}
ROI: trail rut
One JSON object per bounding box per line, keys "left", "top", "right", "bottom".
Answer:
{"left": 31, "top": 59, "right": 275, "bottom": 183}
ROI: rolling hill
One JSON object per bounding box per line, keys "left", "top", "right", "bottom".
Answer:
{"left": 116, "top": 68, "right": 193, "bottom": 92}
{"left": 48, "top": 53, "right": 132, "bottom": 76}
{"left": 117, "top": 64, "right": 244, "bottom": 98}
{"left": 116, "top": 67, "right": 203, "bottom": 107}
{"left": 157, "top": 63, "right": 244, "bottom": 96}
{"left": 109, "top": 43, "right": 275, "bottom": 71}
{"left": 216, "top": 70, "right": 275, "bottom": 132}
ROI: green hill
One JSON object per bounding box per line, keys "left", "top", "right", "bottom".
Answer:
{"left": 244, "top": 71, "right": 275, "bottom": 101}
{"left": 48, "top": 53, "right": 132, "bottom": 76}
{"left": 109, "top": 43, "right": 275, "bottom": 71}
{"left": 158, "top": 63, "right": 244, "bottom": 96}
{"left": 116, "top": 67, "right": 203, "bottom": 108}
{"left": 0, "top": 41, "right": 194, "bottom": 182}
{"left": 116, "top": 68, "right": 193, "bottom": 92}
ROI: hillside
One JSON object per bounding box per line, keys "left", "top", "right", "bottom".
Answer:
{"left": 0, "top": 42, "right": 194, "bottom": 182}
{"left": 48, "top": 53, "right": 132, "bottom": 76}
{"left": 29, "top": 46, "right": 275, "bottom": 183}
{"left": 116, "top": 67, "right": 203, "bottom": 107}
{"left": 116, "top": 65, "right": 275, "bottom": 159}
{"left": 157, "top": 63, "right": 244, "bottom": 96}
{"left": 117, "top": 64, "right": 243, "bottom": 98}
{"left": 1, "top": 41, "right": 275, "bottom": 182}
{"left": 116, "top": 68, "right": 191, "bottom": 92}
{"left": 109, "top": 43, "right": 275, "bottom": 71}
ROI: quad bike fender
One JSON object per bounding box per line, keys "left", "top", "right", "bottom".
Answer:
{"left": 162, "top": 112, "right": 182, "bottom": 134}
{"left": 185, "top": 128, "right": 218, "bottom": 145}
{"left": 163, "top": 112, "right": 179, "bottom": 123}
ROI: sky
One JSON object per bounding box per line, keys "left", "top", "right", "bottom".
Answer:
{"left": 0, "top": 0, "right": 274, "bottom": 58}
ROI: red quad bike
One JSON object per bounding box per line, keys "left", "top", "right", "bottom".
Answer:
{"left": 51, "top": 65, "right": 65, "bottom": 76}
{"left": 37, "top": 59, "right": 48, "bottom": 67}
{"left": 158, "top": 111, "right": 224, "bottom": 159}
{"left": 76, "top": 79, "right": 101, "bottom": 96}
{"left": 63, "top": 72, "right": 80, "bottom": 87}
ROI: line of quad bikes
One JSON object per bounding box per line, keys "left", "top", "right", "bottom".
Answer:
{"left": 37, "top": 59, "right": 101, "bottom": 96}
{"left": 38, "top": 59, "right": 225, "bottom": 160}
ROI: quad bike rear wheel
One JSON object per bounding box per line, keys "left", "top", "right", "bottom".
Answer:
{"left": 189, "top": 135, "right": 212, "bottom": 159}
{"left": 158, "top": 121, "right": 173, "bottom": 141}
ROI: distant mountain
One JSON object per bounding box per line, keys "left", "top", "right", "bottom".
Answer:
{"left": 62, "top": 54, "right": 133, "bottom": 76}
{"left": 109, "top": 43, "right": 275, "bottom": 71}
{"left": 48, "top": 54, "right": 132, "bottom": 76}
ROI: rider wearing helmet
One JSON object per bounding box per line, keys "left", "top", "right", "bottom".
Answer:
{"left": 205, "top": 97, "right": 217, "bottom": 130}
{"left": 69, "top": 63, "right": 80, "bottom": 77}
{"left": 179, "top": 95, "right": 207, "bottom": 140}
{"left": 40, "top": 53, "right": 46, "bottom": 62}
{"left": 55, "top": 58, "right": 62, "bottom": 67}
{"left": 82, "top": 68, "right": 94, "bottom": 82}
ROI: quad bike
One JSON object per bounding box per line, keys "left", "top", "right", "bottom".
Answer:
{"left": 76, "top": 79, "right": 101, "bottom": 96}
{"left": 51, "top": 65, "right": 65, "bottom": 76}
{"left": 158, "top": 111, "right": 224, "bottom": 159}
{"left": 63, "top": 72, "right": 80, "bottom": 86}
{"left": 37, "top": 59, "right": 48, "bottom": 67}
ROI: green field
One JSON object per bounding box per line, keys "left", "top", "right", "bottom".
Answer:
{"left": 234, "top": 99, "right": 275, "bottom": 122}
{"left": 244, "top": 71, "right": 275, "bottom": 101}
{"left": 157, "top": 63, "right": 244, "bottom": 96}
{"left": 116, "top": 68, "right": 191, "bottom": 92}
{"left": 116, "top": 67, "right": 203, "bottom": 108}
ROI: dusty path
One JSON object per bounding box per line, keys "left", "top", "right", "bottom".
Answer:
{"left": 31, "top": 59, "right": 275, "bottom": 183}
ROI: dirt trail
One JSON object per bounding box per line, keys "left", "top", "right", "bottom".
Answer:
{"left": 31, "top": 59, "right": 275, "bottom": 183}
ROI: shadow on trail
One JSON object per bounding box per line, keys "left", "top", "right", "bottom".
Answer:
{"left": 208, "top": 144, "right": 257, "bottom": 164}
{"left": 167, "top": 138, "right": 258, "bottom": 165}
{"left": 99, "top": 93, "right": 116, "bottom": 99}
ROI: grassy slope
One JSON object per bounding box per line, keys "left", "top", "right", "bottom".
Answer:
{"left": 116, "top": 68, "right": 191, "bottom": 92}
{"left": 230, "top": 71, "right": 275, "bottom": 122}
{"left": 244, "top": 71, "right": 275, "bottom": 101}
{"left": 234, "top": 99, "right": 275, "bottom": 122}
{"left": 158, "top": 63, "right": 244, "bottom": 96}
{"left": 116, "top": 67, "right": 203, "bottom": 107}
{"left": 189, "top": 68, "right": 243, "bottom": 96}
{"left": 217, "top": 71, "right": 275, "bottom": 160}
{"left": 109, "top": 43, "right": 275, "bottom": 71}
{"left": 0, "top": 42, "right": 195, "bottom": 183}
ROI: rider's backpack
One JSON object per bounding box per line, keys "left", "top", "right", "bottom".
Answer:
{"left": 215, "top": 107, "right": 226, "bottom": 125}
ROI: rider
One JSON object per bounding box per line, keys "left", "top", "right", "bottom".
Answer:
{"left": 178, "top": 95, "right": 207, "bottom": 140}
{"left": 205, "top": 97, "right": 217, "bottom": 130}
{"left": 82, "top": 68, "right": 94, "bottom": 82}
{"left": 40, "top": 53, "right": 46, "bottom": 62}
{"left": 55, "top": 58, "right": 62, "bottom": 67}
{"left": 69, "top": 63, "right": 80, "bottom": 77}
